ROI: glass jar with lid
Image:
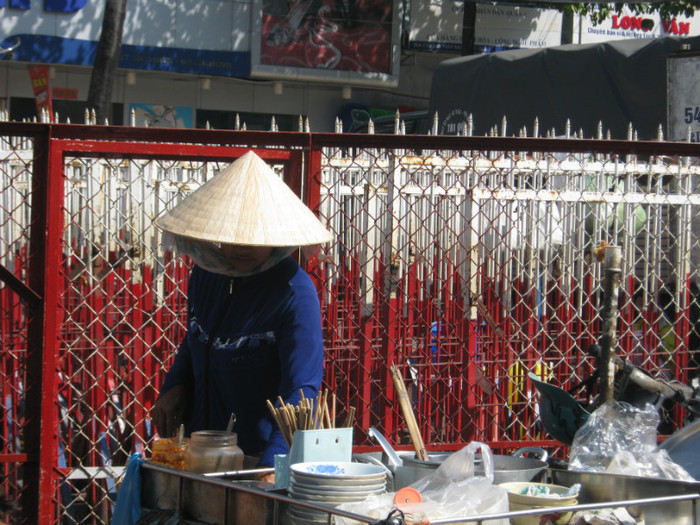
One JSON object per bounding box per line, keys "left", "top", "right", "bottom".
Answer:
{"left": 184, "top": 430, "right": 244, "bottom": 474}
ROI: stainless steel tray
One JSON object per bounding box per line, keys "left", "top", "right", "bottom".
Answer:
{"left": 549, "top": 468, "right": 700, "bottom": 525}
{"left": 141, "top": 462, "right": 280, "bottom": 525}
{"left": 139, "top": 461, "right": 700, "bottom": 525}
{"left": 657, "top": 419, "right": 700, "bottom": 480}
{"left": 140, "top": 461, "right": 374, "bottom": 525}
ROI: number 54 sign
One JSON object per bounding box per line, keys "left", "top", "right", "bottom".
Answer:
{"left": 668, "top": 53, "right": 700, "bottom": 142}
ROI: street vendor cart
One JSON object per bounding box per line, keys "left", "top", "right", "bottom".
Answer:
{"left": 137, "top": 459, "right": 700, "bottom": 525}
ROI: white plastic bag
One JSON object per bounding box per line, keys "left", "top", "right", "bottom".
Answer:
{"left": 568, "top": 400, "right": 694, "bottom": 481}
{"left": 605, "top": 449, "right": 694, "bottom": 481}
{"left": 335, "top": 442, "right": 509, "bottom": 525}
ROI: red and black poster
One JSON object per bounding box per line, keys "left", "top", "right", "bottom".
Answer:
{"left": 27, "top": 64, "right": 53, "bottom": 121}
{"left": 259, "top": 0, "right": 394, "bottom": 74}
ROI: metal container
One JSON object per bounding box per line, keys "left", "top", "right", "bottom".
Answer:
{"left": 550, "top": 468, "right": 700, "bottom": 525}
{"left": 400, "top": 447, "right": 549, "bottom": 484}
{"left": 657, "top": 419, "right": 700, "bottom": 479}
{"left": 354, "top": 447, "right": 548, "bottom": 489}
{"left": 137, "top": 461, "right": 699, "bottom": 525}
{"left": 184, "top": 430, "right": 244, "bottom": 474}
{"left": 141, "top": 461, "right": 279, "bottom": 525}
{"left": 364, "top": 427, "right": 548, "bottom": 487}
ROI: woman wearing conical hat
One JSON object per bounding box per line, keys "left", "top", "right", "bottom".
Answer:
{"left": 152, "top": 151, "right": 332, "bottom": 477}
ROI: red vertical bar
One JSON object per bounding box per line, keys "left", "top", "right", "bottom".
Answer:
{"left": 92, "top": 272, "right": 108, "bottom": 461}
{"left": 25, "top": 127, "right": 64, "bottom": 524}
{"left": 301, "top": 147, "right": 324, "bottom": 281}
{"left": 128, "top": 279, "right": 144, "bottom": 451}
{"left": 358, "top": 303, "right": 374, "bottom": 434}
{"left": 376, "top": 254, "right": 397, "bottom": 432}
{"left": 139, "top": 265, "right": 155, "bottom": 444}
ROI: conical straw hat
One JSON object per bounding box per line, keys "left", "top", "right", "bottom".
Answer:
{"left": 155, "top": 150, "right": 333, "bottom": 246}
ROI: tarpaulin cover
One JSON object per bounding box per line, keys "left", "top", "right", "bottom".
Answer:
{"left": 429, "top": 35, "right": 700, "bottom": 140}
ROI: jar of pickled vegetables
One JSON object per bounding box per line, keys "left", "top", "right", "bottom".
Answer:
{"left": 151, "top": 437, "right": 188, "bottom": 469}
{"left": 184, "top": 430, "right": 244, "bottom": 474}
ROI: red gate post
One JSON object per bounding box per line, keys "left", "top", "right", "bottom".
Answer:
{"left": 25, "top": 124, "right": 65, "bottom": 524}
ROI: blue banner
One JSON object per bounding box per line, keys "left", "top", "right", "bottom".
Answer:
{"left": 1, "top": 35, "right": 251, "bottom": 77}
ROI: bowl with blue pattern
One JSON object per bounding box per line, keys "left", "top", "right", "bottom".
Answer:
{"left": 290, "top": 461, "right": 387, "bottom": 487}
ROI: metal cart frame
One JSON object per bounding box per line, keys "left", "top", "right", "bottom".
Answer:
{"left": 141, "top": 462, "right": 700, "bottom": 524}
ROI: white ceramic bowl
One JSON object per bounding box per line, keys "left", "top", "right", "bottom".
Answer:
{"left": 498, "top": 482, "right": 579, "bottom": 525}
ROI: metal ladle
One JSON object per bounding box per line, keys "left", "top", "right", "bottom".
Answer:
{"left": 367, "top": 427, "right": 402, "bottom": 469}
{"left": 225, "top": 413, "right": 236, "bottom": 433}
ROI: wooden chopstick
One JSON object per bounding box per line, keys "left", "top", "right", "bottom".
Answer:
{"left": 266, "top": 390, "right": 356, "bottom": 443}
{"left": 390, "top": 363, "right": 429, "bottom": 461}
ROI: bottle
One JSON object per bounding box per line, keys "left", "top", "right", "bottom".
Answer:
{"left": 184, "top": 430, "right": 244, "bottom": 474}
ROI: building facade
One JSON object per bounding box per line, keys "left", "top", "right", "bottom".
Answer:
{"left": 1, "top": 0, "right": 698, "bottom": 132}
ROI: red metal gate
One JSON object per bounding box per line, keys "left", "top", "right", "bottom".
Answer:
{"left": 1, "top": 122, "right": 699, "bottom": 524}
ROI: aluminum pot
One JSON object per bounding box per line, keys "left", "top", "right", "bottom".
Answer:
{"left": 363, "top": 428, "right": 549, "bottom": 487}
{"left": 399, "top": 447, "right": 549, "bottom": 484}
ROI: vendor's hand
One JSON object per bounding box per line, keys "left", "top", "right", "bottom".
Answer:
{"left": 255, "top": 471, "right": 275, "bottom": 484}
{"left": 152, "top": 384, "right": 187, "bottom": 438}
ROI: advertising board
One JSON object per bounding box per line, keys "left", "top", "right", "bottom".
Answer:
{"left": 0, "top": 0, "right": 251, "bottom": 77}
{"left": 577, "top": 6, "right": 700, "bottom": 44}
{"left": 249, "top": 0, "right": 400, "bottom": 87}
{"left": 406, "top": 1, "right": 562, "bottom": 53}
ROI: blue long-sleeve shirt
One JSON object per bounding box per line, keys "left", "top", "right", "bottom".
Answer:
{"left": 160, "top": 256, "right": 325, "bottom": 467}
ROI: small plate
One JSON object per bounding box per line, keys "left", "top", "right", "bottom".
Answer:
{"left": 291, "top": 461, "right": 386, "bottom": 479}
{"left": 290, "top": 478, "right": 386, "bottom": 494}
{"left": 290, "top": 471, "right": 385, "bottom": 487}
{"left": 288, "top": 504, "right": 332, "bottom": 521}
{"left": 288, "top": 485, "right": 381, "bottom": 503}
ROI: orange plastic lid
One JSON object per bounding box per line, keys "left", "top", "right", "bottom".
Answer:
{"left": 393, "top": 487, "right": 423, "bottom": 506}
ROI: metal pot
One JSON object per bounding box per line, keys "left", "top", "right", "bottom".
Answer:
{"left": 399, "top": 447, "right": 549, "bottom": 484}
{"left": 363, "top": 427, "right": 549, "bottom": 488}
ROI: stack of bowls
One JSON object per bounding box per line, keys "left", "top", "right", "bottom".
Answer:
{"left": 287, "top": 461, "right": 387, "bottom": 525}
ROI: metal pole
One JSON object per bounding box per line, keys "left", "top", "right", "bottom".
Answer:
{"left": 598, "top": 245, "right": 622, "bottom": 404}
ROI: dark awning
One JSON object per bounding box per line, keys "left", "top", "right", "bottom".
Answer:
{"left": 428, "top": 35, "right": 700, "bottom": 140}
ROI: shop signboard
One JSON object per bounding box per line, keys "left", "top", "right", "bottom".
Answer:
{"left": 474, "top": 3, "right": 562, "bottom": 52}
{"left": 0, "top": 0, "right": 250, "bottom": 77}
{"left": 407, "top": 0, "right": 464, "bottom": 52}
{"left": 406, "top": 1, "right": 562, "bottom": 53}
{"left": 576, "top": 7, "right": 700, "bottom": 44}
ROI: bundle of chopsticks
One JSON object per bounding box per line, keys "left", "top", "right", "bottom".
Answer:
{"left": 267, "top": 389, "right": 356, "bottom": 447}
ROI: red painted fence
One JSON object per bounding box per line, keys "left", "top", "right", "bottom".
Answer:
{"left": 0, "top": 123, "right": 699, "bottom": 524}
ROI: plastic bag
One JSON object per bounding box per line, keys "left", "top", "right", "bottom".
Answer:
{"left": 568, "top": 401, "right": 693, "bottom": 481}
{"left": 569, "top": 507, "right": 642, "bottom": 525}
{"left": 111, "top": 452, "right": 143, "bottom": 525}
{"left": 335, "top": 442, "right": 509, "bottom": 525}
{"left": 605, "top": 449, "right": 694, "bottom": 481}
